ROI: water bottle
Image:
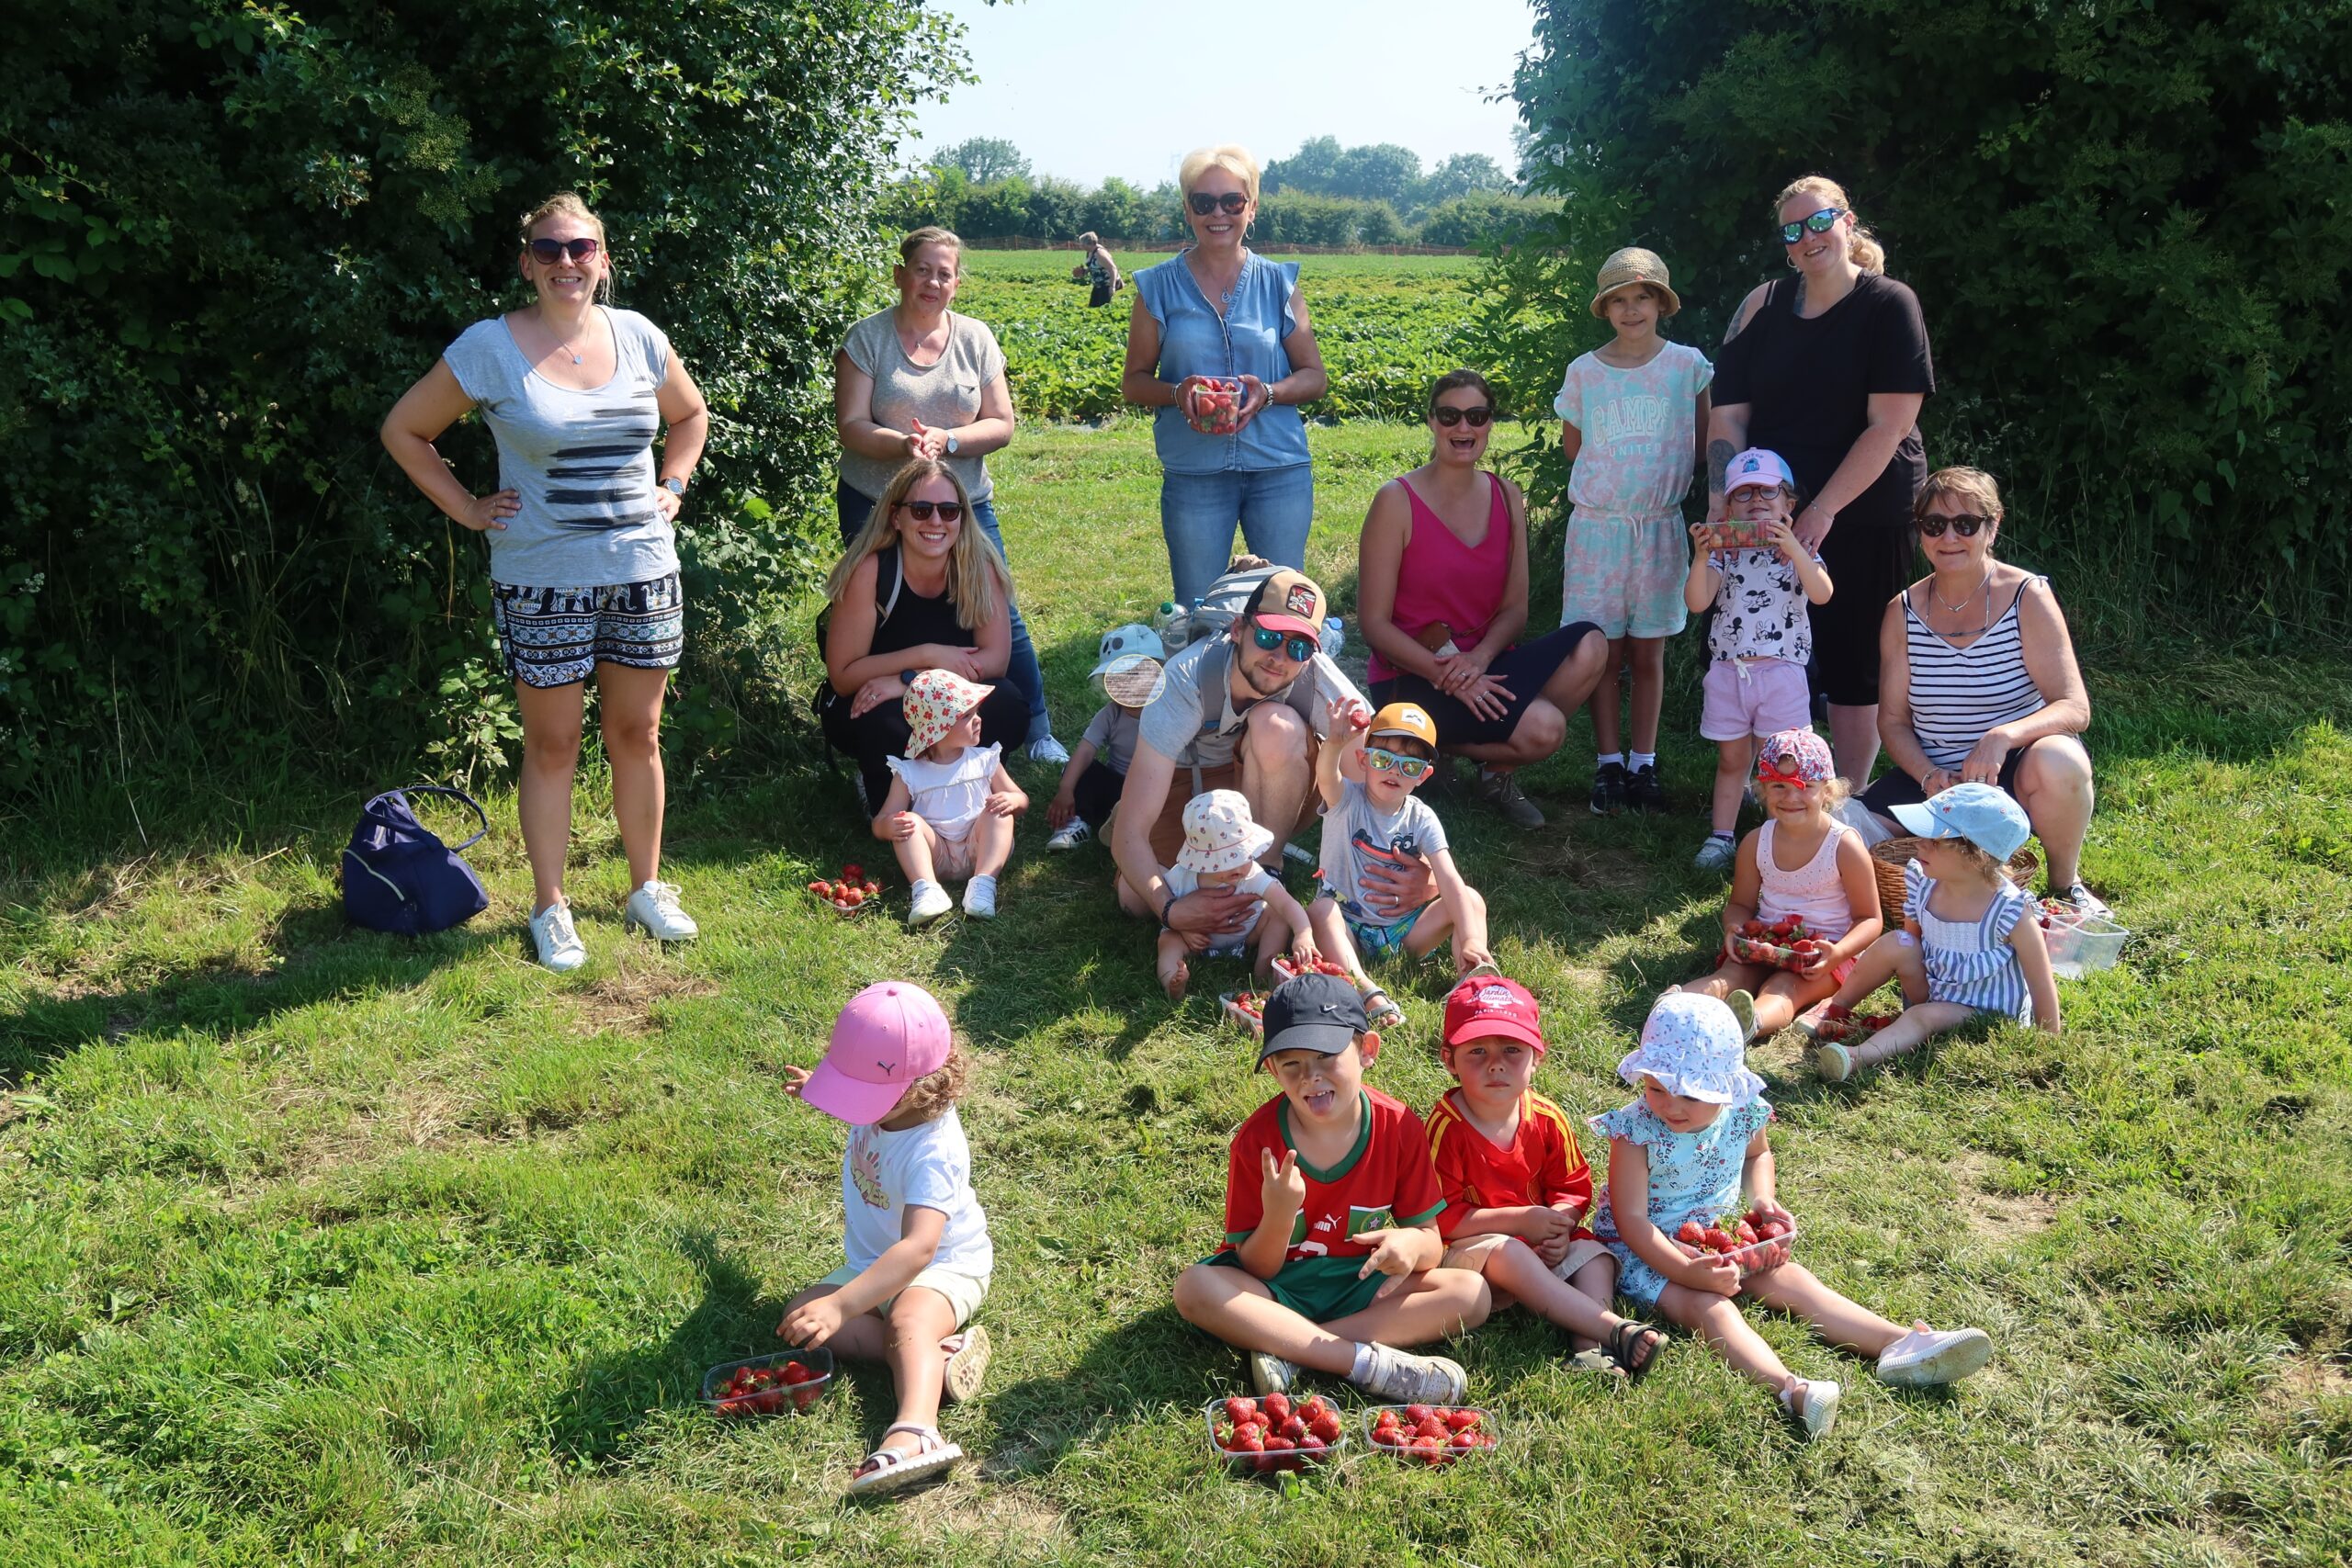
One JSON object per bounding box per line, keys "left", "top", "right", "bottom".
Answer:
{"left": 1320, "top": 615, "right": 1345, "bottom": 657}
{"left": 1154, "top": 600, "right": 1190, "bottom": 648}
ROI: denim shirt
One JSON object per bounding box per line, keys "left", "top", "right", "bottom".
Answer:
{"left": 1135, "top": 249, "right": 1312, "bottom": 475}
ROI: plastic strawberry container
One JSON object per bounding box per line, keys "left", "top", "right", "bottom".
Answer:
{"left": 1219, "top": 990, "right": 1266, "bottom": 1038}
{"left": 1675, "top": 1222, "right": 1799, "bottom": 1280}
{"left": 2044, "top": 912, "right": 2129, "bottom": 979}
{"left": 1363, "top": 1404, "right": 1503, "bottom": 1465}
{"left": 1202, "top": 1396, "right": 1347, "bottom": 1473}
{"left": 1270, "top": 955, "right": 1354, "bottom": 984}
{"left": 699, "top": 1348, "right": 834, "bottom": 1416}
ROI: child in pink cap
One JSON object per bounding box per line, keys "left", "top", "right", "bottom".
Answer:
{"left": 876, "top": 668, "right": 1028, "bottom": 927}
{"left": 777, "top": 980, "right": 995, "bottom": 1496}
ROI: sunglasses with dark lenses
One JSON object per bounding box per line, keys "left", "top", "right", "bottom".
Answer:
{"left": 897, "top": 500, "right": 965, "bottom": 523}
{"left": 1432, "top": 405, "right": 1494, "bottom": 428}
{"left": 526, "top": 237, "right": 602, "bottom": 265}
{"left": 1364, "top": 747, "right": 1432, "bottom": 780}
{"left": 1249, "top": 622, "right": 1318, "bottom": 663}
{"left": 1187, "top": 191, "right": 1250, "bottom": 216}
{"left": 1917, "top": 513, "right": 1991, "bottom": 538}
{"left": 1778, "top": 207, "right": 1846, "bottom": 245}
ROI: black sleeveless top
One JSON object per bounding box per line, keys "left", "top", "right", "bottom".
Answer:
{"left": 865, "top": 546, "right": 974, "bottom": 657}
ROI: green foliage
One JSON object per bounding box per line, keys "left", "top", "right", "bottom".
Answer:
{"left": 929, "top": 135, "right": 1031, "bottom": 185}
{"left": 1486, "top": 0, "right": 2352, "bottom": 637}
{"left": 0, "top": 0, "right": 964, "bottom": 791}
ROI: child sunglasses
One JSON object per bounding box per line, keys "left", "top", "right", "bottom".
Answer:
{"left": 1364, "top": 747, "right": 1433, "bottom": 780}
{"left": 894, "top": 500, "right": 964, "bottom": 522}
{"left": 1187, "top": 191, "right": 1250, "bottom": 216}
{"left": 1778, "top": 207, "right": 1846, "bottom": 245}
{"left": 1917, "top": 513, "right": 1991, "bottom": 537}
{"left": 527, "top": 237, "right": 602, "bottom": 265}
{"left": 1249, "top": 622, "right": 1318, "bottom": 663}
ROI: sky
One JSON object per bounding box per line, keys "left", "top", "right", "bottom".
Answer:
{"left": 912, "top": 0, "right": 1537, "bottom": 188}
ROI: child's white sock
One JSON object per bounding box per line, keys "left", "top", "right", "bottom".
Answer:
{"left": 1348, "top": 1342, "right": 1376, "bottom": 1383}
{"left": 1597, "top": 751, "right": 1624, "bottom": 768}
{"left": 1629, "top": 750, "right": 1657, "bottom": 772}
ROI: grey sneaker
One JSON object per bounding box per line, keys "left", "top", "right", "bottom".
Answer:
{"left": 1694, "top": 835, "right": 1737, "bottom": 873}
{"left": 1875, "top": 1325, "right": 1992, "bottom": 1388}
{"left": 1249, "top": 1350, "right": 1299, "bottom": 1397}
{"left": 528, "top": 901, "right": 588, "bottom": 973}
{"left": 1351, "top": 1342, "right": 1468, "bottom": 1405}
{"left": 1046, "top": 818, "right": 1091, "bottom": 852}
{"left": 1025, "top": 735, "right": 1071, "bottom": 766}
{"left": 1476, "top": 769, "right": 1545, "bottom": 829}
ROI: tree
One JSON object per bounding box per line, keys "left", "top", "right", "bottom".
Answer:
{"left": 1419, "top": 153, "right": 1515, "bottom": 208}
{"left": 1329, "top": 143, "right": 1422, "bottom": 206}
{"left": 1262, "top": 136, "right": 1344, "bottom": 195}
{"left": 929, "top": 136, "right": 1030, "bottom": 184}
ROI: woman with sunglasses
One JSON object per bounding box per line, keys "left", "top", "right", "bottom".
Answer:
{"left": 820, "top": 458, "right": 1032, "bottom": 815}
{"left": 1356, "top": 371, "right": 1611, "bottom": 829}
{"left": 1861, "top": 468, "right": 2105, "bottom": 914}
{"left": 835, "top": 226, "right": 1064, "bottom": 764}
{"left": 382, "top": 192, "right": 709, "bottom": 973}
{"left": 1709, "top": 174, "right": 1935, "bottom": 787}
{"left": 1120, "top": 144, "right": 1329, "bottom": 610}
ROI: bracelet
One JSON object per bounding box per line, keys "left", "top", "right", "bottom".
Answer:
{"left": 1160, "top": 889, "right": 1178, "bottom": 926}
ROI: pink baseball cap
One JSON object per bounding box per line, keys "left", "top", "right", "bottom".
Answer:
{"left": 799, "top": 981, "right": 953, "bottom": 1124}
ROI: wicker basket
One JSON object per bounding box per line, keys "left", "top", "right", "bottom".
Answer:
{"left": 1870, "top": 835, "right": 2040, "bottom": 917}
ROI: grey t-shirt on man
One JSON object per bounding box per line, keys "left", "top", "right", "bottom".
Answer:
{"left": 1137, "top": 637, "right": 1363, "bottom": 772}
{"left": 442, "top": 307, "right": 678, "bottom": 588}
{"left": 838, "top": 309, "right": 1006, "bottom": 502}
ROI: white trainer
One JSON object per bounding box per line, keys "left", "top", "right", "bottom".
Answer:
{"left": 1351, "top": 1342, "right": 1468, "bottom": 1405}
{"left": 1025, "top": 735, "right": 1071, "bottom": 766}
{"left": 1781, "top": 1377, "right": 1840, "bottom": 1439}
{"left": 907, "top": 880, "right": 953, "bottom": 929}
{"left": 624, "top": 879, "right": 698, "bottom": 941}
{"left": 1694, "top": 835, "right": 1737, "bottom": 873}
{"left": 963, "top": 874, "right": 999, "bottom": 919}
{"left": 1875, "top": 1325, "right": 1993, "bottom": 1387}
{"left": 1046, "top": 818, "right": 1091, "bottom": 852}
{"left": 529, "top": 901, "right": 588, "bottom": 973}
{"left": 1249, "top": 1350, "right": 1299, "bottom": 1397}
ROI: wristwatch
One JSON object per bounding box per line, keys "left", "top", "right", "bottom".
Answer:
{"left": 661, "top": 477, "right": 685, "bottom": 498}
{"left": 944, "top": 433, "right": 960, "bottom": 457}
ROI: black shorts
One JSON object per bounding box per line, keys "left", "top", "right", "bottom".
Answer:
{"left": 1810, "top": 525, "right": 1918, "bottom": 706}
{"left": 1370, "top": 622, "right": 1599, "bottom": 749}
{"left": 1859, "top": 744, "right": 2027, "bottom": 816}
{"left": 1070, "top": 757, "right": 1126, "bottom": 829}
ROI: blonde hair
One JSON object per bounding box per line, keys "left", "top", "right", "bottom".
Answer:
{"left": 825, "top": 457, "right": 1006, "bottom": 630}
{"left": 891, "top": 1037, "right": 971, "bottom": 1123}
{"left": 1179, "top": 144, "right": 1261, "bottom": 203}
{"left": 1077, "top": 231, "right": 1101, "bottom": 247}
{"left": 1940, "top": 838, "right": 2012, "bottom": 886}
{"left": 1772, "top": 175, "right": 1883, "bottom": 276}
{"left": 518, "top": 191, "right": 615, "bottom": 301}
{"left": 1916, "top": 466, "right": 2006, "bottom": 526}
{"left": 899, "top": 226, "right": 964, "bottom": 272}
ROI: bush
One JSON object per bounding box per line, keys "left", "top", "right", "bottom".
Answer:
{"left": 1487, "top": 0, "right": 2352, "bottom": 638}
{"left": 0, "top": 0, "right": 960, "bottom": 790}
{"left": 1419, "top": 194, "right": 1553, "bottom": 250}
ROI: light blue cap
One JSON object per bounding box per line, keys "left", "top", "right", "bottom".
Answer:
{"left": 1891, "top": 782, "right": 2031, "bottom": 862}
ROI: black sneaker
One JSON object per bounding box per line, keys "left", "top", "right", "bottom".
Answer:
{"left": 1589, "top": 761, "right": 1627, "bottom": 816}
{"left": 1624, "top": 763, "right": 1668, "bottom": 812}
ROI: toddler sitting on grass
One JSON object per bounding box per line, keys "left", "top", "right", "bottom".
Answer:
{"left": 876, "top": 669, "right": 1026, "bottom": 927}
{"left": 1155, "top": 789, "right": 1318, "bottom": 1001}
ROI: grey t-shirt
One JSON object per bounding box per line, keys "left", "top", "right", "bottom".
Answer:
{"left": 1318, "top": 778, "right": 1450, "bottom": 929}
{"left": 443, "top": 308, "right": 678, "bottom": 587}
{"left": 1080, "top": 701, "right": 1144, "bottom": 775}
{"left": 1137, "top": 637, "right": 1363, "bottom": 771}
{"left": 838, "top": 309, "right": 1007, "bottom": 502}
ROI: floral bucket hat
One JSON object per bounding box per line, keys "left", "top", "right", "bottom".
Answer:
{"left": 1174, "top": 788, "right": 1273, "bottom": 874}
{"left": 902, "top": 668, "right": 994, "bottom": 757}
{"left": 1615, "top": 992, "right": 1763, "bottom": 1107}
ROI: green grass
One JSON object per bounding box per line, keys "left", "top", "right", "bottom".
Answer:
{"left": 4, "top": 419, "right": 2350, "bottom": 1566}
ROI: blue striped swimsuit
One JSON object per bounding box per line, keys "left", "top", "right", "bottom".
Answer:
{"left": 1904, "top": 860, "right": 2035, "bottom": 1021}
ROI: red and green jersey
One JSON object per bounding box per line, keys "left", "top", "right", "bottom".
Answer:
{"left": 1423, "top": 1089, "right": 1594, "bottom": 1239}
{"left": 1221, "top": 1089, "right": 1446, "bottom": 1262}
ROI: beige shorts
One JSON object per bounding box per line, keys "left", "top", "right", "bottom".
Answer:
{"left": 1442, "top": 1231, "right": 1614, "bottom": 1283}
{"left": 819, "top": 1262, "right": 990, "bottom": 1328}
{"left": 923, "top": 825, "right": 977, "bottom": 880}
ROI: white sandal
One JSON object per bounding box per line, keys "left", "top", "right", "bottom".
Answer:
{"left": 941, "top": 1325, "right": 992, "bottom": 1404}
{"left": 847, "top": 1421, "right": 963, "bottom": 1496}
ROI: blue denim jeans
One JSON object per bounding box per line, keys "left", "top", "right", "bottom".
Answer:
{"left": 1159, "top": 463, "right": 1315, "bottom": 612}
{"left": 835, "top": 479, "right": 1051, "bottom": 744}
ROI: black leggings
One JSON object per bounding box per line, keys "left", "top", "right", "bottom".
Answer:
{"left": 821, "top": 679, "right": 1032, "bottom": 811}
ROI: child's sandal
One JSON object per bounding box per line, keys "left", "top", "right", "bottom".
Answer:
{"left": 940, "top": 1325, "right": 991, "bottom": 1404}
{"left": 847, "top": 1422, "right": 963, "bottom": 1496}
{"left": 1602, "top": 1320, "right": 1666, "bottom": 1385}
{"left": 1359, "top": 987, "right": 1405, "bottom": 1031}
{"left": 1566, "top": 1348, "right": 1625, "bottom": 1382}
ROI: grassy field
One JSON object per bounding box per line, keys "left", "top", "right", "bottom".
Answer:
{"left": 4, "top": 419, "right": 2350, "bottom": 1566}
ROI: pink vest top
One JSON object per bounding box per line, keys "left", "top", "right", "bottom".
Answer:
{"left": 1369, "top": 474, "right": 1511, "bottom": 683}
{"left": 1754, "top": 818, "right": 1860, "bottom": 941}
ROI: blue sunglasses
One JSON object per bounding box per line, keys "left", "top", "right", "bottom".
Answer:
{"left": 1250, "top": 622, "right": 1317, "bottom": 663}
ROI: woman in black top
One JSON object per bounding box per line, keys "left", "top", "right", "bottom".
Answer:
{"left": 821, "top": 457, "right": 1031, "bottom": 809}
{"left": 1710, "top": 174, "right": 1934, "bottom": 786}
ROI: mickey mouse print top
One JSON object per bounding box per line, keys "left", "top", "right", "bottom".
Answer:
{"left": 1704, "top": 545, "right": 1813, "bottom": 664}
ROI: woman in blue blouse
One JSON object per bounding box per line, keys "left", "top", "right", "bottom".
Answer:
{"left": 1119, "top": 144, "right": 1329, "bottom": 609}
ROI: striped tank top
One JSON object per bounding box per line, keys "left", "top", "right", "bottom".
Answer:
{"left": 1905, "top": 579, "right": 2044, "bottom": 771}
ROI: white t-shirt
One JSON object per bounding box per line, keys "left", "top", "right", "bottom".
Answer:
{"left": 842, "top": 1106, "right": 994, "bottom": 1278}
{"left": 886, "top": 742, "right": 1001, "bottom": 840}
{"left": 1317, "top": 779, "right": 1449, "bottom": 928}
{"left": 1705, "top": 546, "right": 1813, "bottom": 663}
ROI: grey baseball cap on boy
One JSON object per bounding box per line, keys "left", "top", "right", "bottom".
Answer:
{"left": 1258, "top": 974, "right": 1369, "bottom": 1062}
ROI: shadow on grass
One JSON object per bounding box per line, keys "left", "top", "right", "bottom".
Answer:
{"left": 972, "top": 1303, "right": 1204, "bottom": 1482}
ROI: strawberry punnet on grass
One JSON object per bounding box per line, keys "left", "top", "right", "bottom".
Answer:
{"left": 1365, "top": 1403, "right": 1501, "bottom": 1465}
{"left": 1732, "top": 914, "right": 1826, "bottom": 971}
{"left": 1205, "top": 1393, "right": 1346, "bottom": 1473}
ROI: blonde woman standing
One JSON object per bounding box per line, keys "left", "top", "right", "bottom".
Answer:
{"left": 382, "top": 193, "right": 708, "bottom": 972}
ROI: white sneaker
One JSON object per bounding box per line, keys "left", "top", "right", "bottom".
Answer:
{"left": 1351, "top": 1342, "right": 1468, "bottom": 1405}
{"left": 1875, "top": 1325, "right": 1992, "bottom": 1387}
{"left": 624, "top": 879, "right": 698, "bottom": 941}
{"left": 1046, "top": 818, "right": 1091, "bottom": 852}
{"left": 907, "top": 880, "right": 953, "bottom": 929}
{"left": 529, "top": 901, "right": 588, "bottom": 973}
{"left": 1025, "top": 735, "right": 1071, "bottom": 766}
{"left": 1781, "top": 1377, "right": 1840, "bottom": 1439}
{"left": 1694, "top": 835, "right": 1737, "bottom": 873}
{"left": 1249, "top": 1350, "right": 1299, "bottom": 1397}
{"left": 963, "top": 874, "right": 998, "bottom": 919}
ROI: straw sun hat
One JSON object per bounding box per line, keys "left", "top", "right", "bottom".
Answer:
{"left": 1589, "top": 247, "right": 1681, "bottom": 318}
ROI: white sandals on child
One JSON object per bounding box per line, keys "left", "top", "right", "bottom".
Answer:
{"left": 847, "top": 1422, "right": 963, "bottom": 1496}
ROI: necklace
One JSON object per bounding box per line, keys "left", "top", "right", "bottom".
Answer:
{"left": 1933, "top": 567, "right": 1990, "bottom": 615}
{"left": 543, "top": 308, "right": 592, "bottom": 366}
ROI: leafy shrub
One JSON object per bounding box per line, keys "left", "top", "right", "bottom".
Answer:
{"left": 0, "top": 0, "right": 959, "bottom": 790}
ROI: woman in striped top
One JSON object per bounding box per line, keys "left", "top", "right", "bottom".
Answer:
{"left": 1860, "top": 468, "right": 2105, "bottom": 914}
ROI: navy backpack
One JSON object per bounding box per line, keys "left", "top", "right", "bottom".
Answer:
{"left": 342, "top": 785, "right": 491, "bottom": 935}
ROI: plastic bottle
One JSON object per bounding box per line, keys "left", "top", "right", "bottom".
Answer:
{"left": 1154, "top": 600, "right": 1190, "bottom": 648}
{"left": 1320, "top": 616, "right": 1345, "bottom": 657}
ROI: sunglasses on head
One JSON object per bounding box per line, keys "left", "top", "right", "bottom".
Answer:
{"left": 527, "top": 237, "right": 602, "bottom": 265}
{"left": 1917, "top": 513, "right": 1991, "bottom": 538}
{"left": 1188, "top": 191, "right": 1250, "bottom": 216}
{"left": 1756, "top": 758, "right": 1815, "bottom": 788}
{"left": 896, "top": 499, "right": 964, "bottom": 523}
{"left": 1431, "top": 405, "right": 1493, "bottom": 428}
{"left": 1778, "top": 207, "right": 1846, "bottom": 245}
{"left": 1248, "top": 622, "right": 1317, "bottom": 663}
{"left": 1364, "top": 747, "right": 1432, "bottom": 780}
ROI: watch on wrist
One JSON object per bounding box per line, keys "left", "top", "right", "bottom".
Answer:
{"left": 944, "top": 432, "right": 960, "bottom": 457}
{"left": 662, "top": 477, "right": 685, "bottom": 498}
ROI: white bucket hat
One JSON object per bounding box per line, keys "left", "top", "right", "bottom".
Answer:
{"left": 1174, "top": 788, "right": 1273, "bottom": 874}
{"left": 1615, "top": 992, "right": 1764, "bottom": 1107}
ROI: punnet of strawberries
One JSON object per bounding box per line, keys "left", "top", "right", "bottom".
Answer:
{"left": 1813, "top": 1009, "right": 1899, "bottom": 1043}
{"left": 1732, "top": 914, "right": 1829, "bottom": 971}
{"left": 1221, "top": 991, "right": 1267, "bottom": 1037}
{"left": 701, "top": 1352, "right": 830, "bottom": 1416}
{"left": 808, "top": 863, "right": 884, "bottom": 915}
{"left": 1669, "top": 1208, "right": 1796, "bottom": 1277}
{"left": 1272, "top": 955, "right": 1353, "bottom": 982}
{"left": 1366, "top": 1403, "right": 1500, "bottom": 1465}
{"left": 1207, "top": 1392, "right": 1346, "bottom": 1472}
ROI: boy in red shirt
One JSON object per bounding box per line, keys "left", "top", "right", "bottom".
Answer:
{"left": 1172, "top": 973, "right": 1491, "bottom": 1402}
{"left": 1425, "top": 976, "right": 1667, "bottom": 1381}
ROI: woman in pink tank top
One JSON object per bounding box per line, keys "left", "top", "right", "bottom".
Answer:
{"left": 1356, "top": 369, "right": 1610, "bottom": 829}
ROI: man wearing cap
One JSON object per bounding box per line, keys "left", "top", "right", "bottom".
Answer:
{"left": 1114, "top": 568, "right": 1430, "bottom": 942}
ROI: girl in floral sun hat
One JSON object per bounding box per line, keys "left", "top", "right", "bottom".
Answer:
{"left": 1590, "top": 992, "right": 1995, "bottom": 1440}
{"left": 1152, "top": 788, "right": 1318, "bottom": 1000}
{"left": 875, "top": 669, "right": 1027, "bottom": 927}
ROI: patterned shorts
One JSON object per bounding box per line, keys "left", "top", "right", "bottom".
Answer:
{"left": 1561, "top": 510, "right": 1691, "bottom": 639}
{"left": 491, "top": 574, "right": 684, "bottom": 689}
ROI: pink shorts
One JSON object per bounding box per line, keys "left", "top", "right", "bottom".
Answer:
{"left": 1700, "top": 658, "right": 1813, "bottom": 742}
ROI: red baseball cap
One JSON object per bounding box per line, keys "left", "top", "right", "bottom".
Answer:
{"left": 1442, "top": 975, "right": 1545, "bottom": 1054}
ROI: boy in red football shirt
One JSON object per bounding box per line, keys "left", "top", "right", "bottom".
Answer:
{"left": 1426, "top": 976, "right": 1667, "bottom": 1381}
{"left": 1172, "top": 973, "right": 1491, "bottom": 1402}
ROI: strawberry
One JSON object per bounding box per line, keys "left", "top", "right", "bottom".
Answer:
{"left": 1277, "top": 1415, "right": 1306, "bottom": 1442}
{"left": 812, "top": 880, "right": 833, "bottom": 898}
{"left": 1676, "top": 1219, "right": 1707, "bottom": 1245}
{"left": 1232, "top": 1427, "right": 1264, "bottom": 1454}
{"left": 1741, "top": 919, "right": 1767, "bottom": 938}
{"left": 1450, "top": 1429, "right": 1480, "bottom": 1450}
{"left": 1223, "top": 1395, "right": 1259, "bottom": 1427}
{"left": 1307, "top": 1410, "right": 1342, "bottom": 1443}
{"left": 1703, "top": 1226, "right": 1738, "bottom": 1252}
{"left": 840, "top": 863, "right": 864, "bottom": 884}
{"left": 1299, "top": 1394, "right": 1332, "bottom": 1420}
{"left": 781, "top": 1360, "right": 814, "bottom": 1384}
{"left": 1413, "top": 1415, "right": 1448, "bottom": 1441}
{"left": 1445, "top": 1408, "right": 1481, "bottom": 1431}
{"left": 1260, "top": 1391, "right": 1293, "bottom": 1425}
{"left": 1736, "top": 1220, "right": 1759, "bottom": 1245}
{"left": 1404, "top": 1404, "right": 1433, "bottom": 1424}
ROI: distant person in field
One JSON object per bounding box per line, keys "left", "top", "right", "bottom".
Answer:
{"left": 834, "top": 226, "right": 1064, "bottom": 764}
{"left": 1070, "top": 231, "right": 1122, "bottom": 307}
{"left": 1710, "top": 174, "right": 1935, "bottom": 787}
{"left": 1121, "top": 143, "right": 1329, "bottom": 609}
{"left": 1356, "top": 368, "right": 1611, "bottom": 830}
{"left": 380, "top": 191, "right": 707, "bottom": 973}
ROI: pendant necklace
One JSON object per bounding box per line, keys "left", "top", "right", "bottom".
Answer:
{"left": 1934, "top": 568, "right": 1989, "bottom": 615}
